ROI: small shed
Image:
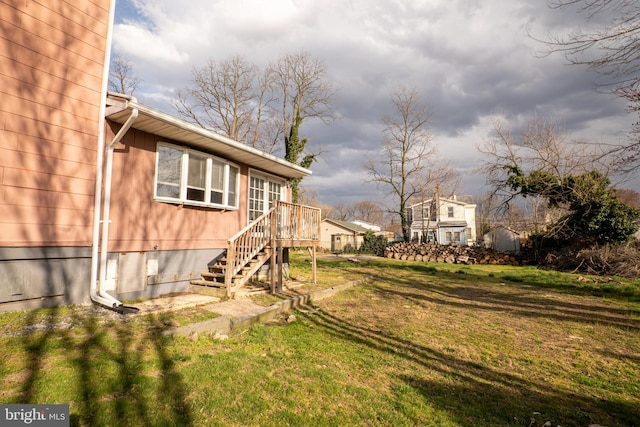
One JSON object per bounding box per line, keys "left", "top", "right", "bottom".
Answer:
{"left": 320, "top": 219, "right": 370, "bottom": 252}
{"left": 483, "top": 226, "right": 521, "bottom": 253}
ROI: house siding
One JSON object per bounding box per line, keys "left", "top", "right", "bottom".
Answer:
{"left": 0, "top": 0, "right": 108, "bottom": 247}
{"left": 0, "top": 0, "right": 302, "bottom": 310}
{"left": 107, "top": 126, "right": 249, "bottom": 252}
{"left": 104, "top": 124, "right": 296, "bottom": 299}
{"left": 0, "top": 0, "right": 110, "bottom": 309}
{"left": 409, "top": 198, "right": 477, "bottom": 245}
{"left": 320, "top": 220, "right": 365, "bottom": 251}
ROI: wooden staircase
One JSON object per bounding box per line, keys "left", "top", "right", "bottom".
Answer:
{"left": 190, "top": 249, "right": 273, "bottom": 295}
{"left": 190, "top": 201, "right": 321, "bottom": 298}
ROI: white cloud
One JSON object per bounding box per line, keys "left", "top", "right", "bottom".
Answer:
{"left": 111, "top": 0, "right": 639, "bottom": 206}
{"left": 113, "top": 23, "right": 190, "bottom": 64}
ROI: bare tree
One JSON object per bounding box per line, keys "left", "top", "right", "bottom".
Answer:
{"left": 479, "top": 116, "right": 609, "bottom": 203}
{"left": 478, "top": 116, "right": 616, "bottom": 238}
{"left": 173, "top": 55, "right": 279, "bottom": 152}
{"left": 539, "top": 0, "right": 640, "bottom": 169}
{"left": 542, "top": 0, "right": 640, "bottom": 94}
{"left": 475, "top": 193, "right": 498, "bottom": 238}
{"left": 108, "top": 55, "right": 141, "bottom": 95}
{"left": 297, "top": 187, "right": 334, "bottom": 219}
{"left": 173, "top": 52, "right": 336, "bottom": 194}
{"left": 327, "top": 202, "right": 354, "bottom": 221}
{"left": 268, "top": 52, "right": 337, "bottom": 202}
{"left": 353, "top": 201, "right": 384, "bottom": 225}
{"left": 411, "top": 160, "right": 460, "bottom": 204}
{"left": 365, "top": 86, "right": 437, "bottom": 242}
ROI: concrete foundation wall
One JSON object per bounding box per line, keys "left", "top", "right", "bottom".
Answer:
{"left": 0, "top": 246, "right": 92, "bottom": 311}
{"left": 0, "top": 246, "right": 224, "bottom": 311}
{"left": 115, "top": 248, "right": 224, "bottom": 301}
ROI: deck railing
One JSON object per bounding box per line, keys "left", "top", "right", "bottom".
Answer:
{"left": 225, "top": 209, "right": 274, "bottom": 292}
{"left": 275, "top": 201, "right": 321, "bottom": 242}
{"left": 225, "top": 201, "right": 321, "bottom": 294}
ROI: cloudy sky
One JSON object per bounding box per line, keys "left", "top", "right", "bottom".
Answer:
{"left": 111, "top": 0, "right": 635, "bottom": 207}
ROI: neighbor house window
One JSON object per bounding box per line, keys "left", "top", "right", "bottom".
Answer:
{"left": 422, "top": 207, "right": 430, "bottom": 220}
{"left": 154, "top": 142, "right": 239, "bottom": 209}
{"left": 445, "top": 231, "right": 452, "bottom": 242}
{"left": 448, "top": 206, "right": 454, "bottom": 218}
{"left": 454, "top": 231, "right": 461, "bottom": 242}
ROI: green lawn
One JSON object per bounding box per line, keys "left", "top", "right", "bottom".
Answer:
{"left": 1, "top": 252, "right": 638, "bottom": 426}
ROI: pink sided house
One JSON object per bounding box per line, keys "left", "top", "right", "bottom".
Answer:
{"left": 0, "top": 0, "right": 320, "bottom": 312}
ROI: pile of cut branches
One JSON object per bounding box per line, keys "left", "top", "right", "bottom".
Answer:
{"left": 541, "top": 244, "right": 640, "bottom": 279}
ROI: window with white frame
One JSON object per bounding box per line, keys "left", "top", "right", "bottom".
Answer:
{"left": 422, "top": 207, "right": 430, "bottom": 220}
{"left": 448, "top": 206, "right": 454, "bottom": 218}
{"left": 155, "top": 143, "right": 239, "bottom": 209}
{"left": 248, "top": 171, "right": 286, "bottom": 221}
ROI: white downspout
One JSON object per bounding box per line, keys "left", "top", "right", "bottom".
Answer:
{"left": 98, "top": 106, "right": 138, "bottom": 302}
{"left": 90, "top": 0, "right": 137, "bottom": 309}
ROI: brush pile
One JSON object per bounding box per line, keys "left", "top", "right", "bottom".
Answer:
{"left": 540, "top": 244, "right": 640, "bottom": 279}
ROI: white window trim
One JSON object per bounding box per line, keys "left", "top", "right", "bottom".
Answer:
{"left": 154, "top": 142, "right": 239, "bottom": 210}
{"left": 247, "top": 168, "right": 287, "bottom": 222}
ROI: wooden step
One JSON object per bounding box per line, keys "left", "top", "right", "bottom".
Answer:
{"left": 201, "top": 271, "right": 225, "bottom": 281}
{"left": 189, "top": 279, "right": 225, "bottom": 288}
{"left": 209, "top": 265, "right": 226, "bottom": 273}
{"left": 188, "top": 283, "right": 227, "bottom": 298}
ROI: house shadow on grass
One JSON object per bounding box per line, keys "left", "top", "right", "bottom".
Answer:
{"left": 294, "top": 280, "right": 640, "bottom": 426}
{"left": 14, "top": 308, "right": 193, "bottom": 427}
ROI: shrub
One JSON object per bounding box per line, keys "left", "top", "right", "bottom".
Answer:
{"left": 359, "top": 231, "right": 388, "bottom": 256}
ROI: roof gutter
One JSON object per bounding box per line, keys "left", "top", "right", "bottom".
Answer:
{"left": 90, "top": 0, "right": 138, "bottom": 313}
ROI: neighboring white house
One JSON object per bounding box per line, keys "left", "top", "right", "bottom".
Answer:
{"left": 352, "top": 220, "right": 381, "bottom": 232}
{"left": 408, "top": 195, "right": 477, "bottom": 246}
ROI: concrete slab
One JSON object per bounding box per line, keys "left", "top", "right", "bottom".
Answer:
{"left": 167, "top": 278, "right": 369, "bottom": 338}
{"left": 131, "top": 293, "right": 220, "bottom": 315}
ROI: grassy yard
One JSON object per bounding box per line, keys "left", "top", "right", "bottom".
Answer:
{"left": 1, "top": 252, "right": 638, "bottom": 426}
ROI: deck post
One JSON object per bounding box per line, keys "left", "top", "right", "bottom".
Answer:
{"left": 311, "top": 245, "right": 317, "bottom": 284}
{"left": 225, "top": 242, "right": 236, "bottom": 298}
{"left": 270, "top": 211, "right": 277, "bottom": 294}
{"left": 277, "top": 245, "right": 284, "bottom": 293}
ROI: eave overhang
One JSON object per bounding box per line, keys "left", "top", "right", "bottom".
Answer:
{"left": 105, "top": 94, "right": 311, "bottom": 179}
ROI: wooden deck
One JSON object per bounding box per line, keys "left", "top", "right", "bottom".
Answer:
{"left": 224, "top": 201, "right": 321, "bottom": 296}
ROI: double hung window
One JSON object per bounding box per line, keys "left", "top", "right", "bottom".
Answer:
{"left": 155, "top": 143, "right": 239, "bottom": 209}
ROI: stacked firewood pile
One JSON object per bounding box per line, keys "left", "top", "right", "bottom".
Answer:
{"left": 383, "top": 242, "right": 522, "bottom": 266}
